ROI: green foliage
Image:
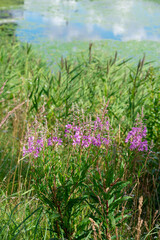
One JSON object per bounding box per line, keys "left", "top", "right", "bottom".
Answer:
{"left": 27, "top": 48, "right": 160, "bottom": 152}
{"left": 28, "top": 140, "right": 130, "bottom": 239}
{"left": 0, "top": 30, "right": 49, "bottom": 185}
{"left": 0, "top": 0, "right": 23, "bottom": 9}
{"left": 32, "top": 153, "right": 89, "bottom": 239}
{"left": 0, "top": 31, "right": 159, "bottom": 239}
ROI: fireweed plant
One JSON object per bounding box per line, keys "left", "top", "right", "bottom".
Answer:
{"left": 23, "top": 116, "right": 110, "bottom": 157}
{"left": 22, "top": 106, "right": 149, "bottom": 239}
{"left": 23, "top": 110, "right": 148, "bottom": 159}
{"left": 0, "top": 27, "right": 159, "bottom": 239}
{"left": 125, "top": 116, "right": 148, "bottom": 152}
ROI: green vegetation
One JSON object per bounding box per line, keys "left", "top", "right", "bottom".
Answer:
{"left": 0, "top": 26, "right": 160, "bottom": 239}
{"left": 0, "top": 0, "right": 23, "bottom": 9}
{"left": 33, "top": 39, "right": 160, "bottom": 72}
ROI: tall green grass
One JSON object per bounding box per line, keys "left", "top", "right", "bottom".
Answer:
{"left": 0, "top": 28, "right": 159, "bottom": 239}
{"left": 0, "top": 26, "right": 49, "bottom": 192}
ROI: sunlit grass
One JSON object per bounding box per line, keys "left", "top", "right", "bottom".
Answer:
{"left": 0, "top": 28, "right": 159, "bottom": 239}
{"left": 0, "top": 0, "right": 23, "bottom": 9}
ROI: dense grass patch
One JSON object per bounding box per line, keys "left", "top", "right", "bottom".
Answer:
{"left": 0, "top": 0, "right": 23, "bottom": 9}
{"left": 0, "top": 28, "right": 160, "bottom": 239}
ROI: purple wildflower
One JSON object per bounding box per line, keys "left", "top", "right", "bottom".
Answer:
{"left": 48, "top": 137, "right": 63, "bottom": 146}
{"left": 82, "top": 135, "right": 92, "bottom": 148}
{"left": 92, "top": 135, "right": 102, "bottom": 147}
{"left": 102, "top": 137, "right": 110, "bottom": 145}
{"left": 23, "top": 136, "right": 44, "bottom": 158}
{"left": 125, "top": 125, "right": 148, "bottom": 151}
{"left": 73, "top": 126, "right": 81, "bottom": 131}
{"left": 48, "top": 138, "right": 52, "bottom": 146}
{"left": 73, "top": 131, "right": 82, "bottom": 146}
{"left": 65, "top": 113, "right": 110, "bottom": 148}
{"left": 106, "top": 121, "right": 109, "bottom": 131}
{"left": 94, "top": 117, "right": 103, "bottom": 131}
{"left": 65, "top": 124, "right": 72, "bottom": 129}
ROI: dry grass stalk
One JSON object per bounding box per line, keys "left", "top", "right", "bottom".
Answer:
{"left": 115, "top": 227, "right": 119, "bottom": 240}
{"left": 0, "top": 80, "right": 8, "bottom": 96}
{"left": 119, "top": 124, "right": 121, "bottom": 146}
{"left": 106, "top": 231, "right": 111, "bottom": 240}
{"left": 89, "top": 218, "right": 103, "bottom": 240}
{"left": 144, "top": 221, "right": 149, "bottom": 233}
{"left": 144, "top": 210, "right": 159, "bottom": 238}
{"left": 151, "top": 210, "right": 159, "bottom": 229}
{"left": 136, "top": 196, "right": 143, "bottom": 240}
{"left": 98, "top": 222, "right": 103, "bottom": 240}
{"left": 0, "top": 101, "right": 25, "bottom": 129}
{"left": 89, "top": 217, "right": 98, "bottom": 240}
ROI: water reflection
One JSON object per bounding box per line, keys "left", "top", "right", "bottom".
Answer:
{"left": 16, "top": 11, "right": 122, "bottom": 43}
{"left": 1, "top": 0, "right": 160, "bottom": 43}
{"left": 0, "top": 0, "right": 24, "bottom": 26}
{"left": 0, "top": 2, "right": 23, "bottom": 37}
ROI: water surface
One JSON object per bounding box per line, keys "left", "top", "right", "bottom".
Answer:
{"left": 16, "top": 0, "right": 160, "bottom": 42}
{"left": 1, "top": 0, "right": 160, "bottom": 63}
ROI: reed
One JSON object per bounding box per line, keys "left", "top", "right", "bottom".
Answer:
{"left": 0, "top": 29, "right": 159, "bottom": 239}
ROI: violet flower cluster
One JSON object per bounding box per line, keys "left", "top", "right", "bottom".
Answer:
{"left": 64, "top": 117, "right": 110, "bottom": 148}
{"left": 125, "top": 125, "right": 148, "bottom": 151}
{"left": 23, "top": 136, "right": 44, "bottom": 158}
{"left": 23, "top": 135, "right": 63, "bottom": 158}
{"left": 22, "top": 116, "right": 110, "bottom": 158}
{"left": 48, "top": 137, "right": 62, "bottom": 146}
{"left": 22, "top": 114, "right": 148, "bottom": 159}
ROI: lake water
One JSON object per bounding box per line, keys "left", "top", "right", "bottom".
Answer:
{"left": 1, "top": 0, "right": 160, "bottom": 63}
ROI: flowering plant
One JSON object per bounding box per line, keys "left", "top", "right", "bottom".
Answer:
{"left": 22, "top": 107, "right": 150, "bottom": 238}
{"left": 125, "top": 118, "right": 148, "bottom": 152}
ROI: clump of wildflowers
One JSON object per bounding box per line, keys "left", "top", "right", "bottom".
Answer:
{"left": 23, "top": 136, "right": 44, "bottom": 158}
{"left": 23, "top": 115, "right": 64, "bottom": 158}
{"left": 48, "top": 137, "right": 62, "bottom": 146}
{"left": 23, "top": 135, "right": 63, "bottom": 158}
{"left": 64, "top": 115, "right": 110, "bottom": 148}
{"left": 22, "top": 108, "right": 149, "bottom": 159}
{"left": 22, "top": 105, "right": 111, "bottom": 158}
{"left": 125, "top": 119, "right": 148, "bottom": 151}
{"left": 22, "top": 119, "right": 48, "bottom": 158}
